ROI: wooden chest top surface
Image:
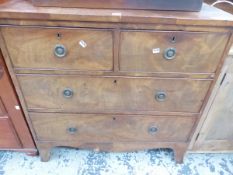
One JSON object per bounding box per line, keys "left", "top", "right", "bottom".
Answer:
{"left": 0, "top": 0, "right": 232, "bottom": 27}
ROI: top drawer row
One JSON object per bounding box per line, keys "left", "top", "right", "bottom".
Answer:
{"left": 2, "top": 27, "right": 229, "bottom": 74}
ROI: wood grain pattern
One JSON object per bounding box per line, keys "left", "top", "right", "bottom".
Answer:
{"left": 0, "top": 1, "right": 232, "bottom": 27}
{"left": 31, "top": 113, "right": 196, "bottom": 142}
{"left": 0, "top": 118, "right": 19, "bottom": 148}
{"left": 120, "top": 31, "right": 229, "bottom": 73}
{"left": 0, "top": 98, "right": 6, "bottom": 116}
{"left": 17, "top": 75, "right": 211, "bottom": 114}
{"left": 0, "top": 51, "right": 36, "bottom": 150}
{"left": 14, "top": 69, "right": 215, "bottom": 80}
{"left": 2, "top": 27, "right": 113, "bottom": 71}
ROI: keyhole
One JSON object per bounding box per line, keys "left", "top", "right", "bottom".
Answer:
{"left": 171, "top": 36, "right": 176, "bottom": 43}
{"left": 113, "top": 117, "right": 116, "bottom": 120}
{"left": 113, "top": 80, "right": 117, "bottom": 84}
{"left": 57, "top": 33, "right": 62, "bottom": 39}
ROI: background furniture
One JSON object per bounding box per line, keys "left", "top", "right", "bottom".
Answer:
{"left": 0, "top": 0, "right": 232, "bottom": 163}
{"left": 205, "top": 0, "right": 233, "bottom": 14}
{"left": 189, "top": 0, "right": 233, "bottom": 153}
{"left": 0, "top": 51, "right": 36, "bottom": 154}
{"left": 190, "top": 48, "right": 233, "bottom": 152}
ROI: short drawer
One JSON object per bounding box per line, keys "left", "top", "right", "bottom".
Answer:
{"left": 18, "top": 75, "right": 211, "bottom": 113}
{"left": 30, "top": 113, "right": 196, "bottom": 142}
{"left": 0, "top": 118, "right": 20, "bottom": 148}
{"left": 119, "top": 31, "right": 229, "bottom": 73}
{"left": 2, "top": 27, "right": 113, "bottom": 71}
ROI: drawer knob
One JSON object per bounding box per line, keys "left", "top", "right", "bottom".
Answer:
{"left": 148, "top": 126, "right": 158, "bottom": 135}
{"left": 63, "top": 88, "right": 74, "bottom": 98}
{"left": 155, "top": 91, "right": 167, "bottom": 102}
{"left": 164, "top": 48, "right": 176, "bottom": 60}
{"left": 67, "top": 127, "right": 78, "bottom": 134}
{"left": 54, "top": 44, "right": 67, "bottom": 58}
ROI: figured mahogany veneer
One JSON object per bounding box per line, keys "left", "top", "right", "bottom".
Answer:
{"left": 17, "top": 75, "right": 211, "bottom": 114}
{"left": 0, "top": 0, "right": 232, "bottom": 163}
{"left": 120, "top": 31, "right": 229, "bottom": 73}
{"left": 0, "top": 51, "right": 36, "bottom": 153}
{"left": 2, "top": 27, "right": 113, "bottom": 71}
{"left": 0, "top": 118, "right": 19, "bottom": 148}
{"left": 31, "top": 113, "right": 196, "bottom": 143}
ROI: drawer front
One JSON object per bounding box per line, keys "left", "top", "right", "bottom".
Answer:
{"left": 120, "top": 31, "right": 229, "bottom": 73}
{"left": 30, "top": 113, "right": 196, "bottom": 142}
{"left": 2, "top": 27, "right": 113, "bottom": 71}
{"left": 0, "top": 118, "right": 20, "bottom": 148}
{"left": 18, "top": 75, "right": 211, "bottom": 113}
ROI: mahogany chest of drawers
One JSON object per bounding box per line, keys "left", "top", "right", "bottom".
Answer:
{"left": 0, "top": 0, "right": 232, "bottom": 163}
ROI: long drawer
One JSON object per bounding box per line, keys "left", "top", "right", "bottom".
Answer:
{"left": 30, "top": 113, "right": 196, "bottom": 142}
{"left": 18, "top": 75, "right": 211, "bottom": 113}
{"left": 2, "top": 27, "right": 113, "bottom": 71}
{"left": 120, "top": 31, "right": 229, "bottom": 73}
